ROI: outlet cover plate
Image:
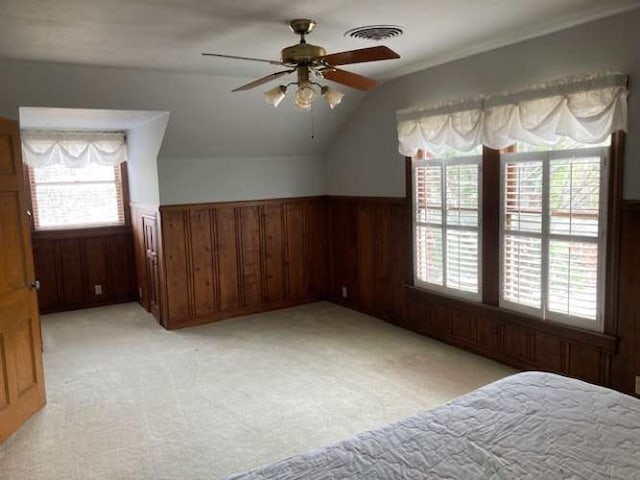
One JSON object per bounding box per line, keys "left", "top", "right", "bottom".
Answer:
{"left": 635, "top": 376, "right": 640, "bottom": 395}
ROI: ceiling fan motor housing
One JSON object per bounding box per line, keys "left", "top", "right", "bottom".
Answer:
{"left": 281, "top": 43, "right": 326, "bottom": 65}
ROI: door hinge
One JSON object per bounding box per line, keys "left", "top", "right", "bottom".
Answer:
{"left": 29, "top": 280, "right": 41, "bottom": 291}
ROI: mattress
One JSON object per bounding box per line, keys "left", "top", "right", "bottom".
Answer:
{"left": 226, "top": 372, "right": 640, "bottom": 479}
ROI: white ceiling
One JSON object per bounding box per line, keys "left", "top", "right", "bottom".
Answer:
{"left": 1, "top": 0, "right": 639, "bottom": 84}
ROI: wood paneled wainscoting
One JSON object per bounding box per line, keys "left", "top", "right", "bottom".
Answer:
{"left": 156, "top": 197, "right": 327, "bottom": 329}
{"left": 32, "top": 226, "right": 137, "bottom": 313}
{"left": 326, "top": 196, "right": 640, "bottom": 396}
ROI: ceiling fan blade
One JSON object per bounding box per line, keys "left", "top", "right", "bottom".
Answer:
{"left": 320, "top": 68, "right": 378, "bottom": 91}
{"left": 202, "top": 53, "right": 284, "bottom": 66}
{"left": 319, "top": 46, "right": 400, "bottom": 66}
{"left": 231, "top": 70, "right": 294, "bottom": 92}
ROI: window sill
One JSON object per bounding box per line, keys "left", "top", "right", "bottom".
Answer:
{"left": 404, "top": 284, "right": 617, "bottom": 353}
{"left": 32, "top": 224, "right": 132, "bottom": 240}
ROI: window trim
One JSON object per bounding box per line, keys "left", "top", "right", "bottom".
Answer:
{"left": 24, "top": 162, "right": 131, "bottom": 233}
{"left": 407, "top": 132, "right": 625, "bottom": 336}
{"left": 412, "top": 153, "right": 483, "bottom": 302}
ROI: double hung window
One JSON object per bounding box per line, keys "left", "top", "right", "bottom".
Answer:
{"left": 500, "top": 143, "right": 608, "bottom": 330}
{"left": 413, "top": 149, "right": 482, "bottom": 300}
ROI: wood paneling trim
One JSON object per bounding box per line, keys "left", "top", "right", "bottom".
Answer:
{"left": 159, "top": 197, "right": 327, "bottom": 329}
{"left": 325, "top": 195, "right": 405, "bottom": 205}
{"left": 604, "top": 132, "right": 625, "bottom": 334}
{"left": 482, "top": 147, "right": 500, "bottom": 306}
{"left": 33, "top": 225, "right": 132, "bottom": 240}
{"left": 160, "top": 195, "right": 325, "bottom": 212}
{"left": 404, "top": 158, "right": 414, "bottom": 286}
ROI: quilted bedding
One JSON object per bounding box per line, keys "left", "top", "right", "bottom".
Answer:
{"left": 227, "top": 372, "right": 640, "bottom": 479}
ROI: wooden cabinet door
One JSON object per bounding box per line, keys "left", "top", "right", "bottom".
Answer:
{"left": 143, "top": 215, "right": 161, "bottom": 319}
{"left": 0, "top": 117, "right": 46, "bottom": 442}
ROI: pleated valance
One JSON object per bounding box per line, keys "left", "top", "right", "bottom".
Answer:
{"left": 22, "top": 131, "right": 128, "bottom": 168}
{"left": 396, "top": 72, "right": 628, "bottom": 157}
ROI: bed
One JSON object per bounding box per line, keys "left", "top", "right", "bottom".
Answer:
{"left": 226, "top": 372, "right": 640, "bottom": 479}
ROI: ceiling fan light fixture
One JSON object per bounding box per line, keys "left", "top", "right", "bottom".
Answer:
{"left": 264, "top": 85, "right": 287, "bottom": 107}
{"left": 321, "top": 86, "right": 345, "bottom": 109}
{"left": 294, "top": 84, "right": 316, "bottom": 110}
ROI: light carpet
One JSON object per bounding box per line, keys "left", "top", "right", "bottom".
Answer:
{"left": 0, "top": 301, "right": 515, "bottom": 479}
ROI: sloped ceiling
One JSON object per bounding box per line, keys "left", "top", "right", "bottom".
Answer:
{"left": 1, "top": 0, "right": 639, "bottom": 158}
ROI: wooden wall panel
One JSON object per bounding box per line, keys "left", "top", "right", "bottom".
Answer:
{"left": 84, "top": 236, "right": 108, "bottom": 304}
{"left": 305, "top": 201, "right": 328, "bottom": 299}
{"left": 31, "top": 240, "right": 57, "bottom": 312}
{"left": 158, "top": 197, "right": 326, "bottom": 329}
{"left": 215, "top": 206, "right": 241, "bottom": 312}
{"left": 189, "top": 209, "right": 216, "bottom": 317}
{"left": 284, "top": 203, "right": 306, "bottom": 301}
{"left": 58, "top": 239, "right": 84, "bottom": 306}
{"left": 263, "top": 204, "right": 285, "bottom": 303}
{"left": 32, "top": 226, "right": 137, "bottom": 313}
{"left": 373, "top": 205, "right": 394, "bottom": 318}
{"left": 328, "top": 200, "right": 358, "bottom": 301}
{"left": 162, "top": 211, "right": 191, "bottom": 320}
{"left": 533, "top": 333, "right": 566, "bottom": 374}
{"left": 356, "top": 204, "right": 375, "bottom": 310}
{"left": 326, "top": 196, "right": 636, "bottom": 394}
{"left": 239, "top": 206, "right": 263, "bottom": 307}
{"left": 610, "top": 203, "right": 640, "bottom": 394}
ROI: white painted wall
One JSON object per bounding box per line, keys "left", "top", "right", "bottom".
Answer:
{"left": 326, "top": 8, "right": 640, "bottom": 200}
{"left": 126, "top": 113, "right": 170, "bottom": 205}
{"left": 158, "top": 155, "right": 325, "bottom": 204}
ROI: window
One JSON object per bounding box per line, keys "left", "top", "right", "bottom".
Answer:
{"left": 411, "top": 139, "right": 613, "bottom": 332}
{"left": 413, "top": 148, "right": 482, "bottom": 300}
{"left": 28, "top": 162, "right": 126, "bottom": 230}
{"left": 500, "top": 143, "right": 609, "bottom": 330}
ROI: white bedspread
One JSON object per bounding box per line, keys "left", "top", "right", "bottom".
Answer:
{"left": 226, "top": 372, "right": 640, "bottom": 479}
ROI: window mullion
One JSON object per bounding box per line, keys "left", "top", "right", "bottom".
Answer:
{"left": 412, "top": 161, "right": 418, "bottom": 285}
{"left": 441, "top": 163, "right": 447, "bottom": 288}
{"left": 541, "top": 153, "right": 551, "bottom": 320}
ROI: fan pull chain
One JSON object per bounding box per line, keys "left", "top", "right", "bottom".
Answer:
{"left": 310, "top": 104, "right": 315, "bottom": 139}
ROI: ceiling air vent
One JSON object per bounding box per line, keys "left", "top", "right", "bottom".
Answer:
{"left": 344, "top": 25, "right": 404, "bottom": 41}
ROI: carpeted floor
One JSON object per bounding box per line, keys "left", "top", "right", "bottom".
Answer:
{"left": 0, "top": 301, "right": 515, "bottom": 479}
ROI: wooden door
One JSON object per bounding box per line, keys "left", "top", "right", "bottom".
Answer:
{"left": 143, "top": 215, "right": 160, "bottom": 319}
{"left": 0, "top": 117, "right": 46, "bottom": 442}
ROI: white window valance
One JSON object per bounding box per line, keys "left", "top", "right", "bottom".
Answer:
{"left": 21, "top": 131, "right": 128, "bottom": 168}
{"left": 396, "top": 72, "right": 628, "bottom": 157}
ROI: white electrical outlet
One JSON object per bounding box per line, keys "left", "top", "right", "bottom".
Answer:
{"left": 341, "top": 286, "right": 348, "bottom": 298}
{"left": 94, "top": 285, "right": 103, "bottom": 295}
{"left": 635, "top": 376, "right": 640, "bottom": 396}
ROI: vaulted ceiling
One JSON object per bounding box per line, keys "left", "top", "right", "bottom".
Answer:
{"left": 2, "top": 0, "right": 639, "bottom": 158}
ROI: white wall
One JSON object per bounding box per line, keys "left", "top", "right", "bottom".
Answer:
{"left": 158, "top": 155, "right": 325, "bottom": 204}
{"left": 126, "top": 113, "right": 169, "bottom": 205}
{"left": 326, "top": 8, "right": 640, "bottom": 200}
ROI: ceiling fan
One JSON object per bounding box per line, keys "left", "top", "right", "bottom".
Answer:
{"left": 202, "top": 19, "right": 400, "bottom": 110}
